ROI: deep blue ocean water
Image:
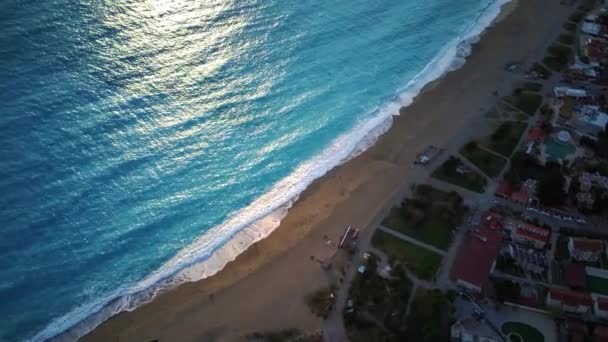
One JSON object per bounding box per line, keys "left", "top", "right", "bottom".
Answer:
{"left": 0, "top": 0, "right": 507, "bottom": 340}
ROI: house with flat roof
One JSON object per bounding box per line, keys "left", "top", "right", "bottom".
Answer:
{"left": 568, "top": 237, "right": 604, "bottom": 263}
{"left": 451, "top": 213, "right": 503, "bottom": 293}
{"left": 583, "top": 21, "right": 602, "bottom": 36}
{"left": 555, "top": 86, "right": 588, "bottom": 98}
{"left": 546, "top": 288, "right": 593, "bottom": 314}
{"left": 574, "top": 105, "right": 608, "bottom": 138}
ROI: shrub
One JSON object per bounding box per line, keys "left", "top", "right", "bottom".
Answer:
{"left": 306, "top": 287, "right": 336, "bottom": 318}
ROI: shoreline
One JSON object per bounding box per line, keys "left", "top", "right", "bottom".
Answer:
{"left": 78, "top": 0, "right": 571, "bottom": 341}
{"left": 40, "top": 1, "right": 514, "bottom": 341}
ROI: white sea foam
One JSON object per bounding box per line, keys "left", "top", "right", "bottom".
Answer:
{"left": 38, "top": 1, "right": 512, "bottom": 341}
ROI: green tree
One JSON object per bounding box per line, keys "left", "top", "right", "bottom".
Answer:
{"left": 538, "top": 164, "right": 566, "bottom": 206}
{"left": 494, "top": 280, "right": 521, "bottom": 303}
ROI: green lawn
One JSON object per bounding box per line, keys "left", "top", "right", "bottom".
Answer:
{"left": 558, "top": 33, "right": 575, "bottom": 45}
{"left": 460, "top": 143, "right": 507, "bottom": 178}
{"left": 543, "top": 44, "right": 572, "bottom": 72}
{"left": 371, "top": 230, "right": 443, "bottom": 280}
{"left": 432, "top": 156, "right": 487, "bottom": 193}
{"left": 505, "top": 92, "right": 543, "bottom": 115}
{"left": 586, "top": 275, "right": 608, "bottom": 296}
{"left": 381, "top": 185, "right": 465, "bottom": 249}
{"left": 502, "top": 322, "right": 544, "bottom": 342}
{"left": 413, "top": 184, "right": 462, "bottom": 204}
{"left": 382, "top": 206, "right": 453, "bottom": 250}
{"left": 484, "top": 121, "right": 528, "bottom": 157}
{"left": 523, "top": 82, "right": 543, "bottom": 92}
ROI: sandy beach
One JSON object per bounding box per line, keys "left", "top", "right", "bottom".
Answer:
{"left": 80, "top": 0, "right": 572, "bottom": 341}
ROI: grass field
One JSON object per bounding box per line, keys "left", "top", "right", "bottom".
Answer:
{"left": 461, "top": 143, "right": 507, "bottom": 178}
{"left": 382, "top": 185, "right": 465, "bottom": 249}
{"left": 502, "top": 322, "right": 544, "bottom": 342}
{"left": 432, "top": 156, "right": 487, "bottom": 193}
{"left": 523, "top": 82, "right": 543, "bottom": 92}
{"left": 484, "top": 121, "right": 528, "bottom": 157}
{"left": 505, "top": 93, "right": 543, "bottom": 115}
{"left": 371, "top": 230, "right": 443, "bottom": 280}
{"left": 382, "top": 205, "right": 454, "bottom": 250}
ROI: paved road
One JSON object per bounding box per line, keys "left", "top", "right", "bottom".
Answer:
{"left": 377, "top": 225, "right": 447, "bottom": 256}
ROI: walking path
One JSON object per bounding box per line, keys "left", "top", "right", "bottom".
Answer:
{"left": 377, "top": 225, "right": 446, "bottom": 256}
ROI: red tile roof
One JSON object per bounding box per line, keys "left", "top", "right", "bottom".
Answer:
{"left": 511, "top": 190, "right": 529, "bottom": 204}
{"left": 595, "top": 326, "right": 608, "bottom": 340}
{"left": 496, "top": 181, "right": 513, "bottom": 197}
{"left": 527, "top": 126, "right": 547, "bottom": 142}
{"left": 564, "top": 263, "right": 587, "bottom": 290}
{"left": 567, "top": 319, "right": 586, "bottom": 333}
{"left": 549, "top": 288, "right": 593, "bottom": 307}
{"left": 451, "top": 213, "right": 503, "bottom": 289}
{"left": 517, "top": 295, "right": 538, "bottom": 308}
{"left": 514, "top": 222, "right": 549, "bottom": 244}
{"left": 572, "top": 238, "right": 603, "bottom": 253}
{"left": 597, "top": 298, "right": 608, "bottom": 311}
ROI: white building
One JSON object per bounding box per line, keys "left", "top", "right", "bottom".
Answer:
{"left": 554, "top": 86, "right": 587, "bottom": 98}
{"left": 451, "top": 319, "right": 500, "bottom": 342}
{"left": 575, "top": 106, "right": 608, "bottom": 137}
{"left": 568, "top": 237, "right": 603, "bottom": 262}
{"left": 594, "top": 298, "right": 608, "bottom": 320}
{"left": 582, "top": 22, "right": 602, "bottom": 36}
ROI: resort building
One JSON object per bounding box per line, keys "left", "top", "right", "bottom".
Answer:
{"left": 568, "top": 237, "right": 604, "bottom": 263}
{"left": 595, "top": 298, "right": 608, "bottom": 320}
{"left": 579, "top": 172, "right": 608, "bottom": 192}
{"left": 574, "top": 106, "right": 608, "bottom": 138}
{"left": 451, "top": 213, "right": 503, "bottom": 293}
{"left": 504, "top": 244, "right": 547, "bottom": 274}
{"left": 554, "top": 86, "right": 588, "bottom": 98}
{"left": 450, "top": 319, "right": 500, "bottom": 342}
{"left": 595, "top": 326, "right": 608, "bottom": 342}
{"left": 584, "top": 38, "right": 608, "bottom": 65}
{"left": 546, "top": 288, "right": 593, "bottom": 314}
{"left": 564, "top": 263, "right": 587, "bottom": 290}
{"left": 576, "top": 192, "right": 595, "bottom": 209}
{"left": 582, "top": 21, "right": 602, "bottom": 36}
{"left": 508, "top": 221, "right": 549, "bottom": 249}
{"left": 566, "top": 319, "right": 588, "bottom": 342}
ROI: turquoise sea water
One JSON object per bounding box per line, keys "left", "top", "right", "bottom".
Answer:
{"left": 0, "top": 0, "right": 507, "bottom": 340}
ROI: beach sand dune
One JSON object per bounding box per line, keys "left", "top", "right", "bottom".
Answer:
{"left": 80, "top": 0, "right": 570, "bottom": 341}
